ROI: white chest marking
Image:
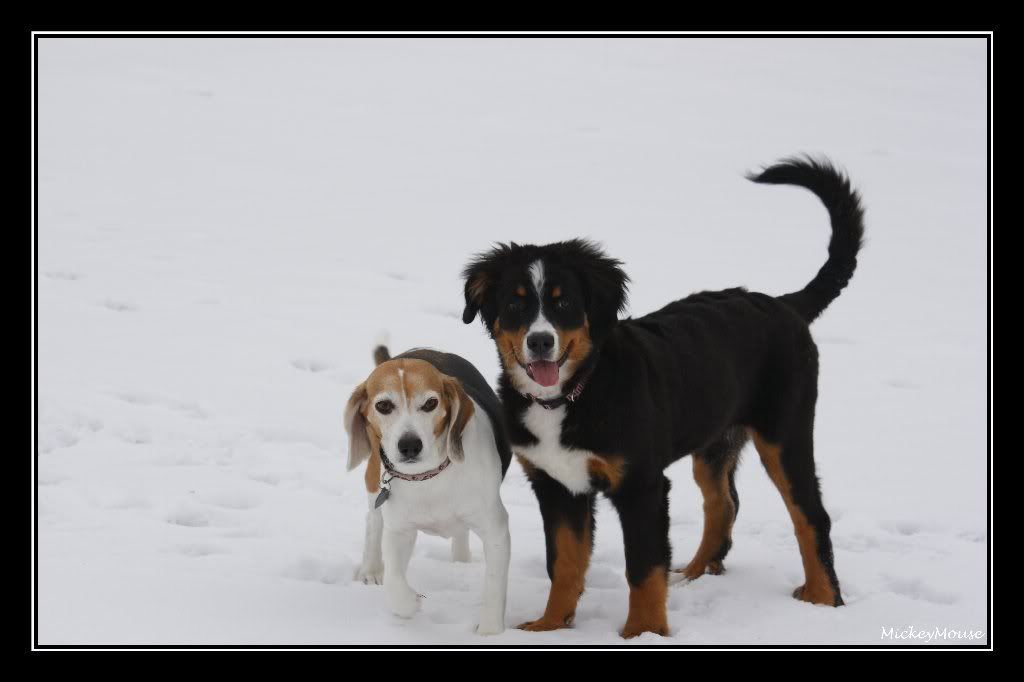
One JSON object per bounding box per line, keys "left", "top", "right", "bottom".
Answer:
{"left": 517, "top": 404, "right": 594, "bottom": 495}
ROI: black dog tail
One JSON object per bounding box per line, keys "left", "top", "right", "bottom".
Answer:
{"left": 748, "top": 156, "right": 865, "bottom": 323}
{"left": 373, "top": 345, "right": 391, "bottom": 366}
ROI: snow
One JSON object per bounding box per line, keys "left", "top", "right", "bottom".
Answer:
{"left": 36, "top": 36, "right": 989, "bottom": 646}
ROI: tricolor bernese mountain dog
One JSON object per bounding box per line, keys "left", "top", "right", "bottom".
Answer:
{"left": 460, "top": 157, "right": 864, "bottom": 638}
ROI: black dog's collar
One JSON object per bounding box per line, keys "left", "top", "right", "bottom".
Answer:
{"left": 522, "top": 360, "right": 596, "bottom": 410}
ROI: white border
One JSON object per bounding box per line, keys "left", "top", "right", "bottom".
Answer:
{"left": 29, "top": 29, "right": 994, "bottom": 653}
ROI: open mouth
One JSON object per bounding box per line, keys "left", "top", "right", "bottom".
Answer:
{"left": 518, "top": 342, "right": 573, "bottom": 388}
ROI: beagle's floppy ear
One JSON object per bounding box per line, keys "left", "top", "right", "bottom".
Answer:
{"left": 441, "top": 377, "right": 475, "bottom": 461}
{"left": 344, "top": 382, "right": 372, "bottom": 471}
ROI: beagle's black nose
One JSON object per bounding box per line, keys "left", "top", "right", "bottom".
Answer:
{"left": 397, "top": 433, "right": 423, "bottom": 461}
{"left": 526, "top": 332, "right": 555, "bottom": 357}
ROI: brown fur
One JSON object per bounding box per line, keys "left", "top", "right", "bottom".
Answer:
{"left": 440, "top": 376, "right": 474, "bottom": 460}
{"left": 587, "top": 454, "right": 626, "bottom": 492}
{"left": 558, "top": 317, "right": 592, "bottom": 367}
{"left": 364, "top": 447, "right": 382, "bottom": 493}
{"left": 494, "top": 320, "right": 529, "bottom": 374}
{"left": 518, "top": 523, "right": 592, "bottom": 632}
{"left": 678, "top": 456, "right": 735, "bottom": 579}
{"left": 749, "top": 429, "right": 839, "bottom": 606}
{"left": 348, "top": 358, "right": 474, "bottom": 468}
{"left": 621, "top": 566, "right": 669, "bottom": 638}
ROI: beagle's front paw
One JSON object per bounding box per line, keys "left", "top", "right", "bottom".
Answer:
{"left": 354, "top": 563, "right": 384, "bottom": 585}
{"left": 475, "top": 618, "right": 505, "bottom": 636}
{"left": 386, "top": 584, "right": 421, "bottom": 618}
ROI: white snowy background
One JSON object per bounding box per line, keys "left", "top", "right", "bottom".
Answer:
{"left": 37, "top": 37, "right": 988, "bottom": 646}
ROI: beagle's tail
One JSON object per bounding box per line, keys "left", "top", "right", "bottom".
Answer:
{"left": 748, "top": 156, "right": 865, "bottom": 323}
{"left": 373, "top": 345, "right": 391, "bottom": 366}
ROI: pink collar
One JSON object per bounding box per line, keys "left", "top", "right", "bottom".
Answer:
{"left": 379, "top": 448, "right": 452, "bottom": 482}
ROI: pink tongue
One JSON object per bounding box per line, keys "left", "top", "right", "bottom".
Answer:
{"left": 529, "top": 361, "right": 560, "bottom": 387}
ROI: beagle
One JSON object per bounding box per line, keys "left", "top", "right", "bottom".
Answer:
{"left": 345, "top": 345, "right": 513, "bottom": 635}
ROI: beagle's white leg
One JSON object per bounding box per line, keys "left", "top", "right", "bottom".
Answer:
{"left": 473, "top": 505, "right": 511, "bottom": 635}
{"left": 354, "top": 493, "right": 384, "bottom": 585}
{"left": 451, "top": 527, "right": 471, "bottom": 563}
{"left": 383, "top": 526, "right": 420, "bottom": 618}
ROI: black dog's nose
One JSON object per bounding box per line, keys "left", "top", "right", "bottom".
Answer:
{"left": 526, "top": 332, "right": 555, "bottom": 356}
{"left": 397, "top": 433, "right": 423, "bottom": 461}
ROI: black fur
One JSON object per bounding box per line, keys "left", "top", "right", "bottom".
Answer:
{"left": 462, "top": 157, "right": 863, "bottom": 616}
{"left": 748, "top": 155, "right": 865, "bottom": 323}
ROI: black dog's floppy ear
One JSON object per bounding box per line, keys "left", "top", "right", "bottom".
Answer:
{"left": 344, "top": 381, "right": 371, "bottom": 471}
{"left": 461, "top": 243, "right": 514, "bottom": 325}
{"left": 462, "top": 268, "right": 489, "bottom": 324}
{"left": 441, "top": 377, "right": 475, "bottom": 461}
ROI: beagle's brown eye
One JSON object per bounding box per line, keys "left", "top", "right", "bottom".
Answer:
{"left": 375, "top": 400, "right": 394, "bottom": 415}
{"left": 421, "top": 397, "right": 438, "bottom": 412}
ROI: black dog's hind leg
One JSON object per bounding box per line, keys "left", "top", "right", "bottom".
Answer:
{"left": 674, "top": 426, "right": 746, "bottom": 582}
{"left": 749, "top": 375, "right": 843, "bottom": 607}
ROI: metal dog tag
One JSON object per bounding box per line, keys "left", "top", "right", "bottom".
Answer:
{"left": 374, "top": 488, "right": 390, "bottom": 508}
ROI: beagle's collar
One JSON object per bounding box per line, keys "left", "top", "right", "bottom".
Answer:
{"left": 379, "top": 447, "right": 451, "bottom": 482}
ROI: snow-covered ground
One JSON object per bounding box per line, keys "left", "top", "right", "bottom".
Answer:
{"left": 36, "top": 37, "right": 989, "bottom": 646}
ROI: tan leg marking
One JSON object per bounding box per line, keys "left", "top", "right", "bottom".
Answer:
{"left": 749, "top": 429, "right": 838, "bottom": 606}
{"left": 677, "top": 456, "right": 733, "bottom": 580}
{"left": 519, "top": 523, "right": 592, "bottom": 632}
{"left": 621, "top": 566, "right": 669, "bottom": 638}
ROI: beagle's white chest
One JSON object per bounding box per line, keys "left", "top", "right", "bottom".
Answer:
{"left": 516, "top": 404, "right": 594, "bottom": 495}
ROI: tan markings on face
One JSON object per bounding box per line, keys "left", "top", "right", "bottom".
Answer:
{"left": 557, "top": 316, "right": 592, "bottom": 366}
{"left": 516, "top": 285, "right": 527, "bottom": 297}
{"left": 551, "top": 286, "right": 562, "bottom": 298}
{"left": 493, "top": 319, "right": 528, "bottom": 373}
{"left": 363, "top": 358, "right": 448, "bottom": 435}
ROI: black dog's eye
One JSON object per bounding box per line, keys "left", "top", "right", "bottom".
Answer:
{"left": 375, "top": 400, "right": 394, "bottom": 415}
{"left": 507, "top": 299, "right": 525, "bottom": 312}
{"left": 554, "top": 298, "right": 569, "bottom": 311}
{"left": 421, "top": 397, "right": 438, "bottom": 412}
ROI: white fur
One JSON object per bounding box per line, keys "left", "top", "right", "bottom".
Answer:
{"left": 354, "top": 492, "right": 384, "bottom": 585}
{"left": 357, "top": 397, "right": 510, "bottom": 635}
{"left": 512, "top": 259, "right": 571, "bottom": 400}
{"left": 523, "top": 261, "right": 561, "bottom": 363}
{"left": 516, "top": 402, "right": 596, "bottom": 495}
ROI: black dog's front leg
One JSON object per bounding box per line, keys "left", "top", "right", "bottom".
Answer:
{"left": 516, "top": 456, "right": 596, "bottom": 631}
{"left": 608, "top": 474, "right": 672, "bottom": 638}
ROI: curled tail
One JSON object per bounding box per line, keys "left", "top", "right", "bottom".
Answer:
{"left": 373, "top": 345, "right": 391, "bottom": 366}
{"left": 748, "top": 156, "right": 865, "bottom": 323}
